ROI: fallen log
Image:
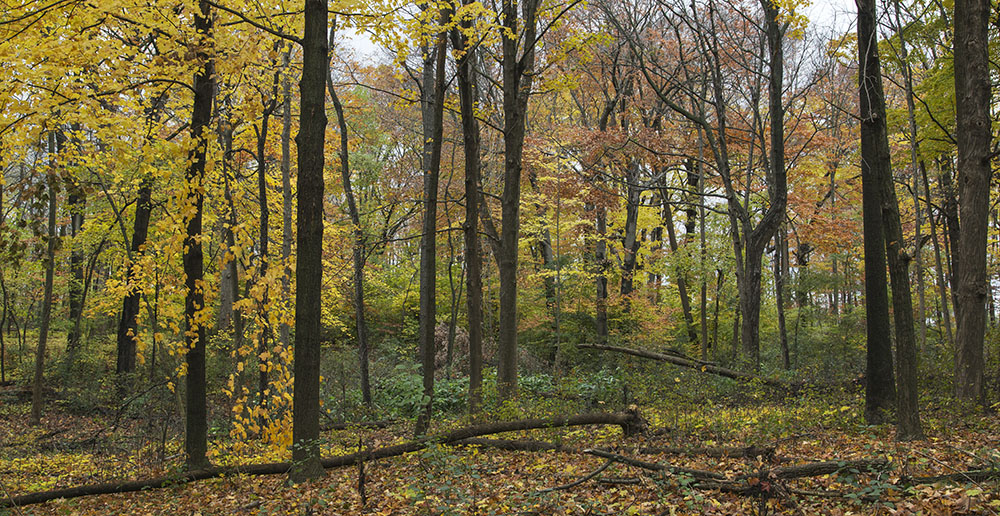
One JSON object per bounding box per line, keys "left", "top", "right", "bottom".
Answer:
{"left": 638, "top": 445, "right": 776, "bottom": 460}
{"left": 2, "top": 410, "right": 645, "bottom": 509}
{"left": 578, "top": 343, "right": 790, "bottom": 388}
{"left": 453, "top": 438, "right": 580, "bottom": 454}
{"left": 583, "top": 448, "right": 725, "bottom": 480}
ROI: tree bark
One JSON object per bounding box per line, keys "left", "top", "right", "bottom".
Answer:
{"left": 31, "top": 132, "right": 59, "bottom": 426}
{"left": 953, "top": 0, "right": 990, "bottom": 403}
{"left": 858, "top": 0, "right": 897, "bottom": 426}
{"left": 328, "top": 33, "right": 371, "bottom": 408}
{"left": 116, "top": 181, "right": 152, "bottom": 376}
{"left": 66, "top": 181, "right": 85, "bottom": 353}
{"left": 497, "top": 0, "right": 540, "bottom": 399}
{"left": 280, "top": 46, "right": 293, "bottom": 353}
{"left": 290, "top": 0, "right": 328, "bottom": 483}
{"left": 451, "top": 14, "right": 484, "bottom": 413}
{"left": 183, "top": 0, "right": 215, "bottom": 470}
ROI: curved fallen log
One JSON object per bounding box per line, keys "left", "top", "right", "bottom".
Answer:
{"left": 1, "top": 410, "right": 645, "bottom": 509}
{"left": 578, "top": 343, "right": 792, "bottom": 388}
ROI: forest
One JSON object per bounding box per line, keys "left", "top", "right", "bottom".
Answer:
{"left": 0, "top": 0, "right": 999, "bottom": 513}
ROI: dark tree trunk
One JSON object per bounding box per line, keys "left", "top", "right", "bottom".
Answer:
{"left": 280, "top": 46, "right": 293, "bottom": 353}
{"left": 859, "top": 0, "right": 923, "bottom": 439}
{"left": 595, "top": 207, "right": 609, "bottom": 343}
{"left": 858, "top": 0, "right": 897, "bottom": 426}
{"left": 662, "top": 195, "right": 697, "bottom": 346}
{"left": 940, "top": 158, "right": 962, "bottom": 316}
{"left": 116, "top": 181, "right": 152, "bottom": 376}
{"left": 953, "top": 0, "right": 990, "bottom": 402}
{"left": 774, "top": 230, "right": 790, "bottom": 370}
{"left": 415, "top": 13, "right": 448, "bottom": 436}
{"left": 290, "top": 0, "right": 328, "bottom": 483}
{"left": 66, "top": 185, "right": 85, "bottom": 352}
{"left": 327, "top": 39, "right": 371, "bottom": 408}
{"left": 183, "top": 0, "right": 215, "bottom": 470}
{"left": 451, "top": 13, "right": 484, "bottom": 413}
{"left": 31, "top": 132, "right": 59, "bottom": 426}
{"left": 255, "top": 78, "right": 278, "bottom": 415}
{"left": 619, "top": 162, "right": 641, "bottom": 300}
{"left": 922, "top": 161, "right": 954, "bottom": 348}
{"left": 497, "top": 0, "right": 539, "bottom": 399}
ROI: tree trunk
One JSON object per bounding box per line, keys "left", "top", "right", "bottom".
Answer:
{"left": 451, "top": 14, "right": 484, "bottom": 413}
{"left": 497, "top": 0, "right": 539, "bottom": 399}
{"left": 923, "top": 160, "right": 954, "bottom": 348}
{"left": 280, "top": 46, "right": 293, "bottom": 353}
{"left": 116, "top": 181, "right": 152, "bottom": 376}
{"left": 662, "top": 194, "right": 697, "bottom": 346}
{"left": 595, "top": 207, "right": 609, "bottom": 344}
{"left": 327, "top": 37, "right": 371, "bottom": 408}
{"left": 774, "top": 230, "right": 790, "bottom": 370}
{"left": 415, "top": 12, "right": 448, "bottom": 436}
{"left": 290, "top": 0, "right": 328, "bottom": 483}
{"left": 940, "top": 158, "right": 962, "bottom": 316}
{"left": 31, "top": 132, "right": 59, "bottom": 426}
{"left": 183, "top": 0, "right": 215, "bottom": 470}
{"left": 619, "top": 161, "right": 642, "bottom": 300}
{"left": 953, "top": 0, "right": 990, "bottom": 402}
{"left": 858, "top": 0, "right": 897, "bottom": 426}
{"left": 66, "top": 184, "right": 85, "bottom": 353}
{"left": 255, "top": 79, "right": 277, "bottom": 415}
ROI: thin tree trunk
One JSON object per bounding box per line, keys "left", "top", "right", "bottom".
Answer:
{"left": 280, "top": 46, "right": 293, "bottom": 353}
{"left": 31, "top": 132, "right": 59, "bottom": 426}
{"left": 595, "top": 207, "right": 609, "bottom": 344}
{"left": 774, "top": 230, "right": 790, "bottom": 370}
{"left": 254, "top": 78, "right": 277, "bottom": 415}
{"left": 116, "top": 181, "right": 152, "bottom": 376}
{"left": 66, "top": 184, "right": 85, "bottom": 353}
{"left": 450, "top": 14, "right": 483, "bottom": 413}
{"left": 662, "top": 194, "right": 698, "bottom": 346}
{"left": 327, "top": 35, "right": 371, "bottom": 408}
{"left": 619, "top": 161, "right": 641, "bottom": 299}
{"left": 415, "top": 12, "right": 448, "bottom": 436}
{"left": 290, "top": 0, "right": 328, "bottom": 483}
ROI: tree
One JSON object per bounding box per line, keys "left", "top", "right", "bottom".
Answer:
{"left": 953, "top": 0, "right": 990, "bottom": 403}
{"left": 416, "top": 7, "right": 449, "bottom": 436}
{"left": 497, "top": 0, "right": 540, "bottom": 398}
{"left": 290, "top": 0, "right": 328, "bottom": 482}
{"left": 116, "top": 180, "right": 152, "bottom": 376}
{"left": 31, "top": 131, "right": 59, "bottom": 426}
{"left": 183, "top": 0, "right": 215, "bottom": 471}
{"left": 450, "top": 2, "right": 485, "bottom": 413}
{"left": 858, "top": 0, "right": 897, "bottom": 425}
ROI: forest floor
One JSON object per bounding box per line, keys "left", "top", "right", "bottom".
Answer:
{"left": 2, "top": 380, "right": 999, "bottom": 515}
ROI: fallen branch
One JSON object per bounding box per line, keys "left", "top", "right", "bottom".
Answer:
{"left": 584, "top": 449, "right": 725, "bottom": 480}
{"left": 638, "top": 445, "right": 776, "bottom": 460}
{"left": 738, "top": 459, "right": 889, "bottom": 481}
{"left": 2, "top": 410, "right": 645, "bottom": 509}
{"left": 453, "top": 438, "right": 580, "bottom": 454}
{"left": 578, "top": 343, "right": 790, "bottom": 388}
{"left": 536, "top": 459, "right": 614, "bottom": 493}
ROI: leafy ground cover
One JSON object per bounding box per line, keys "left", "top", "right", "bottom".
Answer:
{"left": 2, "top": 379, "right": 998, "bottom": 516}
